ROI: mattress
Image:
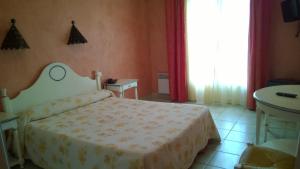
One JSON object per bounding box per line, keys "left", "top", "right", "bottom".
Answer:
{"left": 24, "top": 97, "right": 220, "bottom": 169}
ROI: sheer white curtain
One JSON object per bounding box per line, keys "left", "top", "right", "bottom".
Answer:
{"left": 187, "top": 0, "right": 250, "bottom": 106}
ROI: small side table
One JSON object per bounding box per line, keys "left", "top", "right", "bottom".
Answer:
{"left": 106, "top": 79, "right": 138, "bottom": 99}
{"left": 0, "top": 113, "right": 23, "bottom": 169}
{"left": 253, "top": 85, "right": 300, "bottom": 169}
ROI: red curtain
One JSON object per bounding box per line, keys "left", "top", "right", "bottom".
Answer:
{"left": 165, "top": 0, "right": 188, "bottom": 102}
{"left": 247, "top": 0, "right": 272, "bottom": 109}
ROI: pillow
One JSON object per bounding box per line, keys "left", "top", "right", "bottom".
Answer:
{"left": 25, "top": 90, "right": 113, "bottom": 121}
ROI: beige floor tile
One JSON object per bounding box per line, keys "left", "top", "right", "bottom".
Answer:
{"left": 214, "top": 120, "right": 235, "bottom": 130}
{"left": 208, "top": 152, "right": 240, "bottom": 169}
{"left": 217, "top": 114, "right": 240, "bottom": 123}
{"left": 236, "top": 119, "right": 256, "bottom": 126}
{"left": 237, "top": 116, "right": 256, "bottom": 125}
{"left": 241, "top": 111, "right": 256, "bottom": 117}
{"left": 211, "top": 112, "right": 221, "bottom": 120}
{"left": 208, "top": 106, "right": 226, "bottom": 114}
{"left": 232, "top": 123, "right": 256, "bottom": 134}
{"left": 222, "top": 107, "right": 244, "bottom": 115}
{"left": 225, "top": 131, "right": 255, "bottom": 143}
{"left": 217, "top": 129, "right": 230, "bottom": 139}
{"left": 216, "top": 140, "right": 247, "bottom": 155}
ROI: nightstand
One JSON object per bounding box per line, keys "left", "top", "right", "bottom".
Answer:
{"left": 0, "top": 113, "right": 23, "bottom": 169}
{"left": 106, "top": 79, "right": 138, "bottom": 99}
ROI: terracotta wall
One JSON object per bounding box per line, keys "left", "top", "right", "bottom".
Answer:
{"left": 5, "top": 2, "right": 298, "bottom": 103}
{"left": 0, "top": 0, "right": 170, "bottom": 165}
{"left": 1, "top": 0, "right": 298, "bottom": 104}
{"left": 0, "top": 0, "right": 167, "bottom": 167}
{"left": 0, "top": 0, "right": 153, "bottom": 103}
{"left": 1, "top": 0, "right": 299, "bottom": 167}
{"left": 269, "top": 1, "right": 300, "bottom": 80}
{"left": 146, "top": 0, "right": 169, "bottom": 93}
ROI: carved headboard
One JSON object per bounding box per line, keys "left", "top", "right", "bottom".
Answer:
{"left": 1, "top": 62, "right": 102, "bottom": 113}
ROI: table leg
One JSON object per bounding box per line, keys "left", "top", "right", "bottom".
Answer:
{"left": 295, "top": 130, "right": 300, "bottom": 169}
{"left": 256, "top": 108, "right": 262, "bottom": 145}
{"left": 264, "top": 113, "right": 269, "bottom": 143}
{"left": 13, "top": 130, "right": 23, "bottom": 168}
{"left": 134, "top": 87, "right": 138, "bottom": 100}
{"left": 120, "top": 90, "right": 124, "bottom": 98}
{"left": 0, "top": 127, "right": 10, "bottom": 169}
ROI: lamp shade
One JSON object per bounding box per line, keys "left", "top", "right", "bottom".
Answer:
{"left": 67, "top": 21, "right": 87, "bottom": 45}
{"left": 1, "top": 19, "right": 29, "bottom": 50}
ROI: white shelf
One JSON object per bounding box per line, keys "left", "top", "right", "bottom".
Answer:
{"left": 261, "top": 138, "right": 298, "bottom": 156}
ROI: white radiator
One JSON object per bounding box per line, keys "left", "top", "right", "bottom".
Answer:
{"left": 157, "top": 73, "right": 169, "bottom": 94}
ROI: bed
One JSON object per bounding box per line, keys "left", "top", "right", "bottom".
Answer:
{"left": 1, "top": 62, "right": 220, "bottom": 169}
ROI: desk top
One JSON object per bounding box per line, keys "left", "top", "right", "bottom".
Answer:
{"left": 0, "top": 113, "right": 18, "bottom": 123}
{"left": 253, "top": 85, "right": 300, "bottom": 114}
{"left": 106, "top": 79, "right": 137, "bottom": 87}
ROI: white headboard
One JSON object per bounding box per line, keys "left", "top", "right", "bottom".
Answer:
{"left": 1, "top": 62, "right": 102, "bottom": 113}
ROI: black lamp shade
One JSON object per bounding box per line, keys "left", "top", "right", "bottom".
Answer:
{"left": 1, "top": 19, "right": 29, "bottom": 50}
{"left": 67, "top": 21, "right": 87, "bottom": 45}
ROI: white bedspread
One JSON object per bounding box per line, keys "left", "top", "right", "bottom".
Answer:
{"left": 24, "top": 97, "right": 220, "bottom": 169}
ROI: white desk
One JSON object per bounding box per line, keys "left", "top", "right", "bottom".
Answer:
{"left": 0, "top": 113, "right": 23, "bottom": 169}
{"left": 253, "top": 85, "right": 300, "bottom": 169}
{"left": 106, "top": 79, "right": 138, "bottom": 99}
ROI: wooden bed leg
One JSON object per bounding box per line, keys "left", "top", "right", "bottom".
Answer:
{"left": 14, "top": 130, "right": 24, "bottom": 168}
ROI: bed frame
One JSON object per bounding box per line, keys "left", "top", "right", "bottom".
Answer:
{"left": 1, "top": 62, "right": 102, "bottom": 114}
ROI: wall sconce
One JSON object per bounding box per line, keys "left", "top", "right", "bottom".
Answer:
{"left": 67, "top": 20, "right": 87, "bottom": 45}
{"left": 1, "top": 18, "right": 30, "bottom": 50}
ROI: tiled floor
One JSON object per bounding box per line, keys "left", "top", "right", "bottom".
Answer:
{"left": 189, "top": 105, "right": 299, "bottom": 169}
{"left": 13, "top": 104, "right": 299, "bottom": 169}
{"left": 188, "top": 106, "right": 254, "bottom": 169}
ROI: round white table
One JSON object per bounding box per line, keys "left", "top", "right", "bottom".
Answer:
{"left": 253, "top": 85, "right": 300, "bottom": 169}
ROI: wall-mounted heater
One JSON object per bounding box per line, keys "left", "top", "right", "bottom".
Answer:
{"left": 157, "top": 73, "right": 169, "bottom": 94}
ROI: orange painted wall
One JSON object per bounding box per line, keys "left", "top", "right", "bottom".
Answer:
{"left": 269, "top": 1, "right": 300, "bottom": 80}
{"left": 0, "top": 1, "right": 167, "bottom": 167}
{"left": 146, "top": 0, "right": 169, "bottom": 93}
{"left": 2, "top": 1, "right": 295, "bottom": 97}
{"left": 0, "top": 0, "right": 153, "bottom": 102}
{"left": 1, "top": 0, "right": 298, "bottom": 103}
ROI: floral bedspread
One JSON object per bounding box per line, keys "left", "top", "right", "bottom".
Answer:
{"left": 24, "top": 97, "right": 220, "bottom": 169}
